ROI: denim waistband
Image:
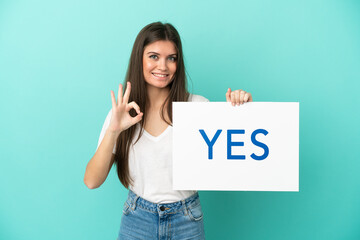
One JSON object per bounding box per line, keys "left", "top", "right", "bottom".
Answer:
{"left": 125, "top": 189, "right": 200, "bottom": 214}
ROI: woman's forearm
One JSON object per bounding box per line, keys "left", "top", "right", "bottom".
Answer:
{"left": 84, "top": 129, "right": 120, "bottom": 189}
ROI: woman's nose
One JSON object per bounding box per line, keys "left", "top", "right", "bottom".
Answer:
{"left": 157, "top": 58, "right": 167, "bottom": 71}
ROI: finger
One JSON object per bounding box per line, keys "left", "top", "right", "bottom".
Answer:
{"left": 118, "top": 84, "right": 123, "bottom": 104}
{"left": 239, "top": 90, "right": 245, "bottom": 105}
{"left": 111, "top": 90, "right": 117, "bottom": 108}
{"left": 249, "top": 93, "right": 253, "bottom": 102}
{"left": 126, "top": 101, "right": 141, "bottom": 114}
{"left": 123, "top": 82, "right": 131, "bottom": 103}
{"left": 235, "top": 90, "right": 240, "bottom": 106}
{"left": 225, "top": 88, "right": 231, "bottom": 102}
{"left": 131, "top": 112, "right": 143, "bottom": 125}
{"left": 230, "top": 91, "right": 236, "bottom": 106}
{"left": 244, "top": 92, "right": 251, "bottom": 103}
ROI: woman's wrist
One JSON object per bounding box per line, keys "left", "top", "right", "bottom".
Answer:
{"left": 106, "top": 128, "right": 122, "bottom": 139}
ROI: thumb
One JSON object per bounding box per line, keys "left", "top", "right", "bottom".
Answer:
{"left": 225, "top": 88, "right": 231, "bottom": 102}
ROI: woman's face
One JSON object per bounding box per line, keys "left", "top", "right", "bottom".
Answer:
{"left": 142, "top": 40, "right": 177, "bottom": 89}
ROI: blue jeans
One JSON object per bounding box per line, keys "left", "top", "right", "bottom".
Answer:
{"left": 117, "top": 189, "right": 205, "bottom": 240}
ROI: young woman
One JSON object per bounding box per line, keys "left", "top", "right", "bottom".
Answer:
{"left": 84, "top": 22, "right": 252, "bottom": 239}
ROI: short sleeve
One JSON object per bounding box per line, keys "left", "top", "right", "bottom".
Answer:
{"left": 95, "top": 109, "right": 116, "bottom": 154}
{"left": 188, "top": 94, "right": 210, "bottom": 102}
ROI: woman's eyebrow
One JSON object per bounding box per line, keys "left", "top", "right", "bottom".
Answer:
{"left": 147, "top": 51, "right": 177, "bottom": 56}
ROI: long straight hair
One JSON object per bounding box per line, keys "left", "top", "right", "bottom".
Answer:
{"left": 114, "top": 22, "right": 189, "bottom": 188}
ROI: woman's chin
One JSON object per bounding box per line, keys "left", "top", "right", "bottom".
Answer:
{"left": 146, "top": 80, "right": 172, "bottom": 89}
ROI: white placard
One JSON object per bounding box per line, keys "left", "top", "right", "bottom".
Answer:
{"left": 172, "top": 102, "right": 299, "bottom": 191}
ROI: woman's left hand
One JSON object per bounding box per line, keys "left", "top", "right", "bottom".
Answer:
{"left": 225, "top": 88, "right": 253, "bottom": 106}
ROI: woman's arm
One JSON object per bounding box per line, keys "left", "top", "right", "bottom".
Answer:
{"left": 84, "top": 82, "right": 142, "bottom": 189}
{"left": 84, "top": 129, "right": 119, "bottom": 189}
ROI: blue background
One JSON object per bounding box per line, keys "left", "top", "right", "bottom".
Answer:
{"left": 1, "top": 0, "right": 359, "bottom": 239}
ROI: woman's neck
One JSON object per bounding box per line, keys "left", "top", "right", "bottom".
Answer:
{"left": 146, "top": 84, "right": 170, "bottom": 110}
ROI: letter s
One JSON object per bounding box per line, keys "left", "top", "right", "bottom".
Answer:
{"left": 250, "top": 129, "right": 269, "bottom": 161}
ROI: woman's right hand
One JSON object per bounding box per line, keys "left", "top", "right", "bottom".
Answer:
{"left": 108, "top": 82, "right": 143, "bottom": 136}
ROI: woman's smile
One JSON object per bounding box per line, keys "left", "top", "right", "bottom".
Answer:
{"left": 152, "top": 72, "right": 169, "bottom": 79}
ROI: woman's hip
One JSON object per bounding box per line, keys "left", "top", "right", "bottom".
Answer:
{"left": 117, "top": 189, "right": 205, "bottom": 240}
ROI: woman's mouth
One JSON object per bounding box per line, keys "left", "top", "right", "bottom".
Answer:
{"left": 152, "top": 73, "right": 169, "bottom": 79}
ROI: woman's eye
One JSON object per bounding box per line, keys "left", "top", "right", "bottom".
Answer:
{"left": 168, "top": 56, "right": 177, "bottom": 62}
{"left": 149, "top": 55, "right": 158, "bottom": 59}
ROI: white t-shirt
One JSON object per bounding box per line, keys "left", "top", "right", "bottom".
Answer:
{"left": 96, "top": 94, "right": 209, "bottom": 203}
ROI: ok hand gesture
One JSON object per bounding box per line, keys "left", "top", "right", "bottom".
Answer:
{"left": 108, "top": 82, "right": 143, "bottom": 135}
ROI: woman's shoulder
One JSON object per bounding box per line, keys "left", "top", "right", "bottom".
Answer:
{"left": 188, "top": 94, "right": 210, "bottom": 102}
